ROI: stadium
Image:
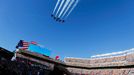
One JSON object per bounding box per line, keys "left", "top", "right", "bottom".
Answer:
{"left": 0, "top": 0, "right": 134, "bottom": 75}
{"left": 0, "top": 40, "right": 134, "bottom": 75}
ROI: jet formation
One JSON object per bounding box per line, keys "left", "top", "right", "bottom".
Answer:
{"left": 51, "top": 0, "right": 79, "bottom": 23}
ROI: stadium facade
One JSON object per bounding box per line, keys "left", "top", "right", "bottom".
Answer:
{"left": 1, "top": 40, "right": 134, "bottom": 75}
{"left": 64, "top": 48, "right": 134, "bottom": 75}
{"left": 0, "top": 40, "right": 71, "bottom": 75}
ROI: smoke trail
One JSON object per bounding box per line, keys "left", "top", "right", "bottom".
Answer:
{"left": 58, "top": 0, "right": 70, "bottom": 18}
{"left": 55, "top": 0, "right": 66, "bottom": 17}
{"left": 52, "top": 0, "right": 61, "bottom": 14}
{"left": 65, "top": 0, "right": 79, "bottom": 19}
{"left": 60, "top": 0, "right": 75, "bottom": 19}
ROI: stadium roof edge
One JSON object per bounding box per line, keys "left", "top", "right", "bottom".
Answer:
{"left": 91, "top": 48, "right": 134, "bottom": 58}
{"left": 64, "top": 48, "right": 134, "bottom": 60}
{"left": 64, "top": 57, "right": 91, "bottom": 60}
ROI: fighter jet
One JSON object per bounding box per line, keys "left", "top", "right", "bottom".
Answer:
{"left": 51, "top": 14, "right": 64, "bottom": 23}
{"left": 51, "top": 0, "right": 79, "bottom": 23}
{"left": 58, "top": 19, "right": 65, "bottom": 23}
{"left": 51, "top": 14, "right": 54, "bottom": 17}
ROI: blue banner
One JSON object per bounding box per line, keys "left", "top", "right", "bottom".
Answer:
{"left": 28, "top": 44, "right": 51, "bottom": 56}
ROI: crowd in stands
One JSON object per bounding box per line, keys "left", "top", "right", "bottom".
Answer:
{"left": 0, "top": 59, "right": 71, "bottom": 75}
{"left": 64, "top": 48, "right": 134, "bottom": 74}
{"left": 0, "top": 48, "right": 72, "bottom": 75}
{"left": 65, "top": 56, "right": 128, "bottom": 68}
{"left": 65, "top": 49, "right": 134, "bottom": 68}
{"left": 68, "top": 68, "right": 134, "bottom": 75}
{"left": 0, "top": 60, "right": 29, "bottom": 75}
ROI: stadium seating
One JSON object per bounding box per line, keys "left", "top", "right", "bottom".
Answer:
{"left": 67, "top": 68, "right": 134, "bottom": 75}
{"left": 64, "top": 49, "right": 134, "bottom": 75}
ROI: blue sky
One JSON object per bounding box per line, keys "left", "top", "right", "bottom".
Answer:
{"left": 0, "top": 0, "right": 134, "bottom": 59}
